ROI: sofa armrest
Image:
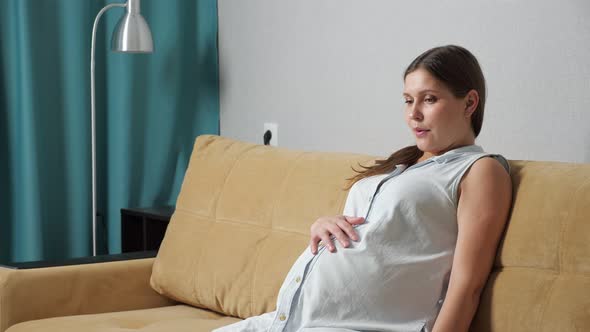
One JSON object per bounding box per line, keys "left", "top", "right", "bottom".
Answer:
{"left": 0, "top": 253, "right": 176, "bottom": 332}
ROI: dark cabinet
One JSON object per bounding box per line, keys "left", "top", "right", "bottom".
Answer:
{"left": 121, "top": 206, "right": 174, "bottom": 253}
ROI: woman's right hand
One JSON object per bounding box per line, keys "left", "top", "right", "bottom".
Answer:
{"left": 309, "top": 215, "right": 365, "bottom": 254}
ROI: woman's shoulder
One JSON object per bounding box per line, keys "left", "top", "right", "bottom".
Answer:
{"left": 463, "top": 155, "right": 512, "bottom": 189}
{"left": 454, "top": 155, "right": 512, "bottom": 205}
{"left": 474, "top": 153, "right": 510, "bottom": 175}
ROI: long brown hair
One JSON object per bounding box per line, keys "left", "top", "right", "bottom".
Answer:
{"left": 344, "top": 45, "right": 486, "bottom": 190}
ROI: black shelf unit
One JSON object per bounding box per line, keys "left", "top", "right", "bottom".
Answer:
{"left": 121, "top": 206, "right": 174, "bottom": 253}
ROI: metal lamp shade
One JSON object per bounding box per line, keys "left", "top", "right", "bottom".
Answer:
{"left": 111, "top": 12, "right": 154, "bottom": 53}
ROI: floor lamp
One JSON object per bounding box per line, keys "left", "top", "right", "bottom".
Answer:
{"left": 90, "top": 0, "right": 153, "bottom": 256}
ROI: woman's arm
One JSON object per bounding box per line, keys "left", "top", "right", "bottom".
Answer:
{"left": 432, "top": 157, "right": 512, "bottom": 332}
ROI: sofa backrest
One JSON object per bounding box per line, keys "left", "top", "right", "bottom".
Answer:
{"left": 150, "top": 135, "right": 375, "bottom": 318}
{"left": 151, "top": 135, "right": 590, "bottom": 331}
{"left": 470, "top": 160, "right": 590, "bottom": 331}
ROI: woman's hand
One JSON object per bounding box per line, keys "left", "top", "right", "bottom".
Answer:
{"left": 309, "top": 215, "right": 365, "bottom": 254}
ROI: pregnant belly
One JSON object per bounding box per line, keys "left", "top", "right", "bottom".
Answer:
{"left": 296, "top": 233, "right": 447, "bottom": 330}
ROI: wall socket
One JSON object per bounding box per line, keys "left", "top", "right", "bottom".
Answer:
{"left": 263, "top": 122, "right": 278, "bottom": 146}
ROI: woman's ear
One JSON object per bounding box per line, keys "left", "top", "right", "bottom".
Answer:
{"left": 464, "top": 90, "right": 479, "bottom": 118}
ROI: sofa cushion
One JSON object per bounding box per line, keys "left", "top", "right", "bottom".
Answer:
{"left": 150, "top": 135, "right": 375, "bottom": 318}
{"left": 5, "top": 305, "right": 241, "bottom": 332}
{"left": 471, "top": 160, "right": 590, "bottom": 331}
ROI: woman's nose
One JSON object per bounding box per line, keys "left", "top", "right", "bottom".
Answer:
{"left": 408, "top": 105, "right": 423, "bottom": 121}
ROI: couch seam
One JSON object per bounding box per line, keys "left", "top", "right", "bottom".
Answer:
{"left": 193, "top": 141, "right": 256, "bottom": 310}
{"left": 172, "top": 207, "right": 208, "bottom": 219}
{"left": 535, "top": 274, "right": 558, "bottom": 332}
{"left": 215, "top": 219, "right": 308, "bottom": 237}
{"left": 211, "top": 143, "right": 258, "bottom": 222}
{"left": 270, "top": 151, "right": 306, "bottom": 231}
{"left": 251, "top": 149, "right": 303, "bottom": 316}
{"left": 493, "top": 267, "right": 590, "bottom": 279}
{"left": 534, "top": 168, "right": 571, "bottom": 332}
{"left": 556, "top": 178, "right": 566, "bottom": 275}
{"left": 249, "top": 229, "right": 271, "bottom": 317}
{"left": 192, "top": 224, "right": 212, "bottom": 305}
{"left": 559, "top": 176, "right": 590, "bottom": 274}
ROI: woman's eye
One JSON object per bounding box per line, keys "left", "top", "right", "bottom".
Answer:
{"left": 424, "top": 96, "right": 437, "bottom": 103}
{"left": 404, "top": 99, "right": 413, "bottom": 104}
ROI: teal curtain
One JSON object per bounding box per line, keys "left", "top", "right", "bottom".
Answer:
{"left": 0, "top": 0, "right": 219, "bottom": 263}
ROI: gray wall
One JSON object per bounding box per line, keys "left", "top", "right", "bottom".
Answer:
{"left": 218, "top": 0, "right": 590, "bottom": 163}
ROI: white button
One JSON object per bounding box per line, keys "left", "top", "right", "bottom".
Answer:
{"left": 279, "top": 313, "right": 287, "bottom": 321}
{"left": 295, "top": 276, "right": 301, "bottom": 283}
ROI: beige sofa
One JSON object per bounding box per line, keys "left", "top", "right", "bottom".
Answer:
{"left": 0, "top": 134, "right": 588, "bottom": 332}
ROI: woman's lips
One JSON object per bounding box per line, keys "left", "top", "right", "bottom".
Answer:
{"left": 414, "top": 128, "right": 430, "bottom": 137}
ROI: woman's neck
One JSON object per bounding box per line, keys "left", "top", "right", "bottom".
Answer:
{"left": 418, "top": 142, "right": 476, "bottom": 163}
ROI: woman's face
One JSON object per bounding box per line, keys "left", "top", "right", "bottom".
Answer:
{"left": 403, "top": 68, "right": 476, "bottom": 157}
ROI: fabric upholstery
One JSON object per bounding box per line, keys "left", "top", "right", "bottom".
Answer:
{"left": 6, "top": 305, "right": 240, "bottom": 332}
{"left": 2, "top": 134, "right": 588, "bottom": 331}
{"left": 0, "top": 258, "right": 174, "bottom": 331}
{"left": 151, "top": 135, "right": 590, "bottom": 331}
{"left": 150, "top": 135, "right": 375, "bottom": 318}
{"left": 471, "top": 160, "right": 590, "bottom": 331}
{"left": 0, "top": 258, "right": 174, "bottom": 332}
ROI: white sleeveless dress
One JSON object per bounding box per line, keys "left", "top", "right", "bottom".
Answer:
{"left": 214, "top": 144, "right": 510, "bottom": 332}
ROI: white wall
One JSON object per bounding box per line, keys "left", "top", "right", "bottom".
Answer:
{"left": 218, "top": 0, "right": 590, "bottom": 163}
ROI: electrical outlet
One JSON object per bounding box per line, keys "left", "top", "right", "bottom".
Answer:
{"left": 263, "top": 122, "right": 278, "bottom": 146}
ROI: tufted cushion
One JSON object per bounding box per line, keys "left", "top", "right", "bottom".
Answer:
{"left": 150, "top": 135, "right": 375, "bottom": 318}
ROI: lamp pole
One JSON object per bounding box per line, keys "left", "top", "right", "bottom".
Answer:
{"left": 90, "top": 0, "right": 153, "bottom": 256}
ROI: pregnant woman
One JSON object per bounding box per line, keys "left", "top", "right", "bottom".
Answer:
{"left": 214, "top": 45, "right": 513, "bottom": 332}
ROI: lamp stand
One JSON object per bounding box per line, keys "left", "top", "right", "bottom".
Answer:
{"left": 90, "top": 0, "right": 153, "bottom": 256}
{"left": 91, "top": 3, "right": 126, "bottom": 256}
